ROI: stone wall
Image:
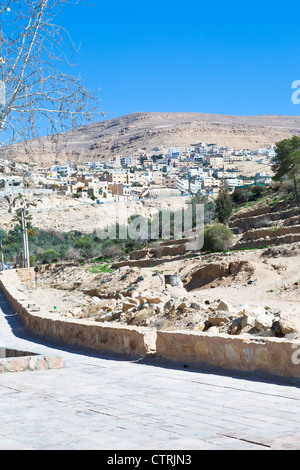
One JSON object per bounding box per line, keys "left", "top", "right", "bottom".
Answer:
{"left": 0, "top": 270, "right": 156, "bottom": 359}
{"left": 230, "top": 201, "right": 297, "bottom": 225}
{"left": 240, "top": 225, "right": 300, "bottom": 242}
{"left": 15, "top": 268, "right": 36, "bottom": 288}
{"left": 234, "top": 233, "right": 300, "bottom": 250}
{"left": 0, "top": 354, "right": 64, "bottom": 374}
{"left": 230, "top": 205, "right": 299, "bottom": 232}
{"left": 129, "top": 243, "right": 186, "bottom": 261}
{"left": 1, "top": 269, "right": 300, "bottom": 379}
{"left": 156, "top": 330, "right": 300, "bottom": 379}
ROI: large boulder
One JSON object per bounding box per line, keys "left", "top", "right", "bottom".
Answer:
{"left": 279, "top": 311, "right": 300, "bottom": 336}
{"left": 130, "top": 308, "right": 154, "bottom": 327}
{"left": 208, "top": 312, "right": 229, "bottom": 327}
{"left": 255, "top": 312, "right": 274, "bottom": 331}
{"left": 122, "top": 297, "right": 139, "bottom": 312}
{"left": 217, "top": 300, "right": 234, "bottom": 312}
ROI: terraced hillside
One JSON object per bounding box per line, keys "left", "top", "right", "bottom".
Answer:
{"left": 230, "top": 200, "right": 300, "bottom": 250}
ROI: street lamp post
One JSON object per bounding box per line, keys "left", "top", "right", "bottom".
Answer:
{"left": 0, "top": 231, "right": 5, "bottom": 271}
{"left": 21, "top": 209, "right": 30, "bottom": 269}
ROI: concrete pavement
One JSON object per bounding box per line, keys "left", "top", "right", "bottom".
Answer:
{"left": 0, "top": 287, "right": 300, "bottom": 450}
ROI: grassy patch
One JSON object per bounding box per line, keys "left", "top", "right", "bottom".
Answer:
{"left": 88, "top": 264, "right": 114, "bottom": 274}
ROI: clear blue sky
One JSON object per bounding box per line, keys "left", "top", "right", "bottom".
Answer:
{"left": 58, "top": 0, "right": 300, "bottom": 120}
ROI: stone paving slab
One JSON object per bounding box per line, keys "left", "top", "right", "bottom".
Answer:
{"left": 0, "top": 288, "right": 300, "bottom": 450}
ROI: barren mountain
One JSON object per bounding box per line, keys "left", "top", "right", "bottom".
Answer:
{"left": 3, "top": 112, "right": 300, "bottom": 167}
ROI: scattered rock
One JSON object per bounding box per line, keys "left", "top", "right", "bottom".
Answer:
{"left": 255, "top": 312, "right": 274, "bottom": 331}
{"left": 216, "top": 300, "right": 233, "bottom": 312}
{"left": 96, "top": 311, "right": 122, "bottom": 322}
{"left": 279, "top": 311, "right": 300, "bottom": 336}
{"left": 130, "top": 308, "right": 154, "bottom": 326}
{"left": 207, "top": 313, "right": 229, "bottom": 327}
{"left": 122, "top": 298, "right": 139, "bottom": 312}
{"left": 177, "top": 302, "right": 188, "bottom": 312}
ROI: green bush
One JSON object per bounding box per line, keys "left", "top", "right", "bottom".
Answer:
{"left": 29, "top": 255, "right": 36, "bottom": 266}
{"left": 75, "top": 236, "right": 92, "bottom": 250}
{"left": 38, "top": 249, "right": 59, "bottom": 264}
{"left": 232, "top": 185, "right": 269, "bottom": 205}
{"left": 202, "top": 224, "right": 233, "bottom": 253}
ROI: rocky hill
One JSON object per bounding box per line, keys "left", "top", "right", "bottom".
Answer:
{"left": 3, "top": 112, "right": 300, "bottom": 167}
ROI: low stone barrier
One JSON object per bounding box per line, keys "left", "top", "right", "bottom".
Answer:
{"left": 0, "top": 354, "right": 64, "bottom": 374}
{"left": 233, "top": 233, "right": 300, "bottom": 250}
{"left": 0, "top": 270, "right": 156, "bottom": 359}
{"left": 156, "top": 330, "right": 300, "bottom": 379}
{"left": 15, "top": 267, "right": 36, "bottom": 288}
{"left": 241, "top": 225, "right": 300, "bottom": 242}
{"left": 1, "top": 269, "right": 300, "bottom": 379}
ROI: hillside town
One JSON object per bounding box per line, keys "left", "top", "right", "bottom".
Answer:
{"left": 0, "top": 142, "right": 275, "bottom": 203}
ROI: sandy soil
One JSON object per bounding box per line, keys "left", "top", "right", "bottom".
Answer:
{"left": 20, "top": 243, "right": 300, "bottom": 337}
{"left": 0, "top": 194, "right": 190, "bottom": 233}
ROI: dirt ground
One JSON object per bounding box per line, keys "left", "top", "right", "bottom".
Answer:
{"left": 19, "top": 242, "right": 300, "bottom": 338}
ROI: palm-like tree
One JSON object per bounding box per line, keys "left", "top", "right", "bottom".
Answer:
{"left": 12, "top": 209, "right": 38, "bottom": 238}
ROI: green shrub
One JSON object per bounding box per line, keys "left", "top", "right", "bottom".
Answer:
{"left": 29, "top": 255, "right": 36, "bottom": 266}
{"left": 202, "top": 224, "right": 233, "bottom": 253}
{"left": 38, "top": 249, "right": 59, "bottom": 264}
{"left": 75, "top": 236, "right": 92, "bottom": 250}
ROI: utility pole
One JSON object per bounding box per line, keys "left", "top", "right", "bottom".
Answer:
{"left": 0, "top": 231, "right": 4, "bottom": 271}
{"left": 21, "top": 209, "right": 30, "bottom": 269}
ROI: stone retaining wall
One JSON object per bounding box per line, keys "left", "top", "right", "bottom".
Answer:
{"left": 234, "top": 233, "right": 300, "bottom": 250}
{"left": 0, "top": 354, "right": 64, "bottom": 374}
{"left": 0, "top": 270, "right": 156, "bottom": 359}
{"left": 156, "top": 330, "right": 300, "bottom": 379}
{"left": 241, "top": 225, "right": 300, "bottom": 242}
{"left": 129, "top": 243, "right": 186, "bottom": 261}
{"left": 230, "top": 201, "right": 297, "bottom": 224}
{"left": 1, "top": 269, "right": 300, "bottom": 379}
{"left": 15, "top": 268, "right": 36, "bottom": 288}
{"left": 230, "top": 207, "right": 299, "bottom": 232}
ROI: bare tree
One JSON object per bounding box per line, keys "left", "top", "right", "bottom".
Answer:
{"left": 0, "top": 0, "right": 103, "bottom": 149}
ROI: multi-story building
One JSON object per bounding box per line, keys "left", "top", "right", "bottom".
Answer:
{"left": 208, "top": 157, "right": 224, "bottom": 168}
{"left": 152, "top": 171, "right": 164, "bottom": 185}
{"left": 168, "top": 147, "right": 181, "bottom": 156}
{"left": 226, "top": 178, "right": 244, "bottom": 187}
{"left": 51, "top": 164, "right": 72, "bottom": 177}
{"left": 120, "top": 156, "right": 135, "bottom": 167}
{"left": 107, "top": 170, "right": 136, "bottom": 185}
{"left": 163, "top": 176, "right": 177, "bottom": 189}
{"left": 189, "top": 179, "right": 202, "bottom": 194}
{"left": 175, "top": 177, "right": 189, "bottom": 193}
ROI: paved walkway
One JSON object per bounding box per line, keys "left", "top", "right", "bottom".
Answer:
{"left": 0, "top": 288, "right": 300, "bottom": 450}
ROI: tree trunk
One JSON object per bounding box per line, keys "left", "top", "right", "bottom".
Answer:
{"left": 293, "top": 175, "right": 300, "bottom": 210}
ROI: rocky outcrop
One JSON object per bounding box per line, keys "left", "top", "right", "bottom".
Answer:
{"left": 182, "top": 260, "right": 253, "bottom": 291}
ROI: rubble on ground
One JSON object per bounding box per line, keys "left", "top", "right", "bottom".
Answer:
{"left": 26, "top": 239, "right": 300, "bottom": 341}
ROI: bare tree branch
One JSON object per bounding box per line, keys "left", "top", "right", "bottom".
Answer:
{"left": 0, "top": 0, "right": 104, "bottom": 153}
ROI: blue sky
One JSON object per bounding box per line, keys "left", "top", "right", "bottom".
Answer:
{"left": 58, "top": 0, "right": 300, "bottom": 120}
